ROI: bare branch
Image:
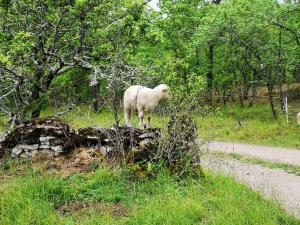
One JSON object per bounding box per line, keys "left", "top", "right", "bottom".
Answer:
{"left": 0, "top": 64, "right": 23, "bottom": 80}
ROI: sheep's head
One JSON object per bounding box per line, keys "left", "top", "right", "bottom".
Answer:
{"left": 155, "top": 84, "right": 170, "bottom": 100}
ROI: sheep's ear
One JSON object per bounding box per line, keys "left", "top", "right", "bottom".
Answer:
{"left": 162, "top": 89, "right": 168, "bottom": 93}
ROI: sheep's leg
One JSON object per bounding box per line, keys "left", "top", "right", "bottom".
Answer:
{"left": 138, "top": 111, "right": 145, "bottom": 129}
{"left": 146, "top": 112, "right": 152, "bottom": 128}
{"left": 124, "top": 108, "right": 131, "bottom": 127}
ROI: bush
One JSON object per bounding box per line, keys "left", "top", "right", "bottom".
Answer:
{"left": 153, "top": 112, "right": 203, "bottom": 177}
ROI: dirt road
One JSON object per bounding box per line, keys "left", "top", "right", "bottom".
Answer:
{"left": 204, "top": 141, "right": 300, "bottom": 166}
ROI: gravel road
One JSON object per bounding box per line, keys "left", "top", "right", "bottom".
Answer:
{"left": 202, "top": 157, "right": 300, "bottom": 219}
{"left": 204, "top": 141, "right": 300, "bottom": 166}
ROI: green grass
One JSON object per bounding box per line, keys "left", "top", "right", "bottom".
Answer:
{"left": 0, "top": 116, "right": 8, "bottom": 133}
{"left": 0, "top": 159, "right": 299, "bottom": 225}
{"left": 214, "top": 152, "right": 300, "bottom": 176}
{"left": 197, "top": 103, "right": 300, "bottom": 149}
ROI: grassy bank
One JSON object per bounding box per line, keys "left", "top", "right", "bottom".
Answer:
{"left": 197, "top": 103, "right": 300, "bottom": 149}
{"left": 0, "top": 159, "right": 299, "bottom": 225}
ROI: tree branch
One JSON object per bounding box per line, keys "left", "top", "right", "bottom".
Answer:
{"left": 272, "top": 22, "right": 300, "bottom": 47}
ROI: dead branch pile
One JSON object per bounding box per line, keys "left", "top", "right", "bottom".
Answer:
{"left": 0, "top": 118, "right": 161, "bottom": 161}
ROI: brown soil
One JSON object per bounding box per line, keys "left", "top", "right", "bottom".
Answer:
{"left": 57, "top": 201, "right": 127, "bottom": 218}
{"left": 31, "top": 148, "right": 105, "bottom": 177}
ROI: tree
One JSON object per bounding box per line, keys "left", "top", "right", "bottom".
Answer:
{"left": 0, "top": 0, "right": 150, "bottom": 124}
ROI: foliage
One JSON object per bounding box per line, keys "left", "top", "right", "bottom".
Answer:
{"left": 1, "top": 0, "right": 299, "bottom": 123}
{"left": 0, "top": 0, "right": 149, "bottom": 123}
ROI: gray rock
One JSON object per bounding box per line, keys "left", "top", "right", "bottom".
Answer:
{"left": 139, "top": 133, "right": 156, "bottom": 139}
{"left": 39, "top": 136, "right": 55, "bottom": 142}
{"left": 36, "top": 125, "right": 59, "bottom": 130}
{"left": 19, "top": 144, "right": 39, "bottom": 150}
{"left": 39, "top": 145, "right": 51, "bottom": 149}
{"left": 87, "top": 135, "right": 99, "bottom": 140}
{"left": 53, "top": 130, "right": 63, "bottom": 135}
{"left": 40, "top": 141, "right": 50, "bottom": 146}
{"left": 99, "top": 146, "right": 112, "bottom": 156}
{"left": 12, "top": 145, "right": 23, "bottom": 155}
{"left": 51, "top": 145, "right": 63, "bottom": 152}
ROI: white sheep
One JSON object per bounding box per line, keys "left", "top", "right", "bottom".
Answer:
{"left": 123, "top": 84, "right": 169, "bottom": 129}
{"left": 297, "top": 112, "right": 300, "bottom": 126}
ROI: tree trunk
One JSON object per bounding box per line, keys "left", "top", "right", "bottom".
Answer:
{"left": 237, "top": 82, "right": 244, "bottom": 107}
{"left": 277, "top": 28, "right": 285, "bottom": 111}
{"left": 243, "top": 74, "right": 250, "bottom": 100}
{"left": 215, "top": 86, "right": 221, "bottom": 103}
{"left": 31, "top": 70, "right": 43, "bottom": 119}
{"left": 222, "top": 85, "right": 227, "bottom": 105}
{"left": 249, "top": 71, "right": 257, "bottom": 107}
{"left": 205, "top": 0, "right": 221, "bottom": 105}
{"left": 230, "top": 83, "right": 236, "bottom": 103}
{"left": 195, "top": 45, "right": 200, "bottom": 66}
{"left": 279, "top": 75, "right": 285, "bottom": 111}
{"left": 207, "top": 41, "right": 214, "bottom": 105}
{"left": 267, "top": 80, "right": 277, "bottom": 118}
{"left": 31, "top": 35, "right": 46, "bottom": 119}
{"left": 90, "top": 83, "right": 101, "bottom": 113}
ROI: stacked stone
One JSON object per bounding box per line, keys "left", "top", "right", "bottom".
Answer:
{"left": 39, "top": 136, "right": 63, "bottom": 155}
{"left": 12, "top": 144, "right": 39, "bottom": 158}
{"left": 1, "top": 118, "right": 162, "bottom": 161}
{"left": 11, "top": 135, "right": 67, "bottom": 158}
{"left": 3, "top": 118, "right": 77, "bottom": 158}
